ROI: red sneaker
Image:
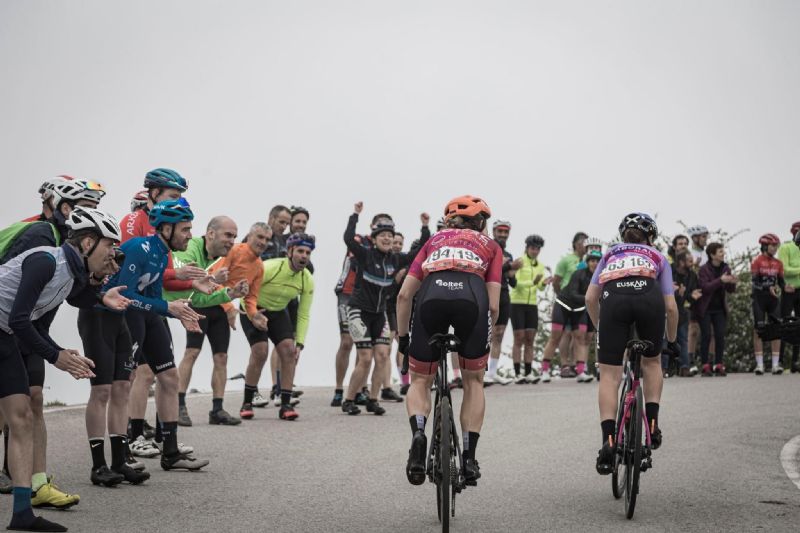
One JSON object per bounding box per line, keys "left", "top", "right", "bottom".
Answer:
{"left": 239, "top": 403, "right": 254, "bottom": 420}
{"left": 701, "top": 363, "right": 713, "bottom": 377}
{"left": 713, "top": 364, "right": 727, "bottom": 377}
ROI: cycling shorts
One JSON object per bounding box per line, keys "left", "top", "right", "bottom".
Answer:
{"left": 18, "top": 309, "right": 58, "bottom": 389}
{"left": 597, "top": 277, "right": 665, "bottom": 366}
{"left": 752, "top": 291, "right": 780, "bottom": 326}
{"left": 347, "top": 307, "right": 390, "bottom": 349}
{"left": 510, "top": 303, "right": 538, "bottom": 331}
{"left": 240, "top": 308, "right": 294, "bottom": 347}
{"left": 495, "top": 291, "right": 511, "bottom": 327}
{"left": 580, "top": 311, "right": 596, "bottom": 333}
{"left": 78, "top": 308, "right": 136, "bottom": 386}
{"left": 125, "top": 309, "right": 176, "bottom": 374}
{"left": 552, "top": 301, "right": 586, "bottom": 332}
{"left": 337, "top": 293, "right": 350, "bottom": 335}
{"left": 408, "top": 271, "right": 491, "bottom": 375}
{"left": 0, "top": 331, "right": 31, "bottom": 398}
{"left": 185, "top": 305, "right": 231, "bottom": 354}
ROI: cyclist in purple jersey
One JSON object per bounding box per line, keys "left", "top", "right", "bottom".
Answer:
{"left": 586, "top": 213, "right": 679, "bottom": 475}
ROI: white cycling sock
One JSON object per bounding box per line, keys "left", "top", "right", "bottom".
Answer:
{"left": 755, "top": 354, "right": 763, "bottom": 367}
{"left": 772, "top": 354, "right": 780, "bottom": 368}
{"left": 488, "top": 358, "right": 498, "bottom": 376}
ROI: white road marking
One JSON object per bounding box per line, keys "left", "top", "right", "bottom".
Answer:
{"left": 780, "top": 435, "right": 800, "bottom": 490}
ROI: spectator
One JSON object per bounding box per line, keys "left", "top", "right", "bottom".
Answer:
{"left": 777, "top": 221, "right": 800, "bottom": 373}
{"left": 688, "top": 225, "right": 710, "bottom": 268}
{"left": 665, "top": 250, "right": 700, "bottom": 376}
{"left": 696, "top": 242, "right": 738, "bottom": 377}
{"left": 668, "top": 234, "right": 689, "bottom": 264}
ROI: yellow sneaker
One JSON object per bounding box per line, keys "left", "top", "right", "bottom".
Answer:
{"left": 31, "top": 477, "right": 80, "bottom": 509}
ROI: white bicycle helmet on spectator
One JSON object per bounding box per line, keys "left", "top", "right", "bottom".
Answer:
{"left": 585, "top": 236, "right": 604, "bottom": 248}
{"left": 686, "top": 225, "right": 709, "bottom": 237}
{"left": 492, "top": 219, "right": 511, "bottom": 230}
{"left": 66, "top": 206, "right": 122, "bottom": 242}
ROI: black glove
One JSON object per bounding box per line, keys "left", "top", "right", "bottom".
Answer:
{"left": 664, "top": 341, "right": 680, "bottom": 358}
{"left": 398, "top": 334, "right": 410, "bottom": 356}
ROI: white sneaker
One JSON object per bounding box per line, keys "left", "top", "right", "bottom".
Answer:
{"left": 576, "top": 371, "right": 594, "bottom": 383}
{"left": 493, "top": 374, "right": 513, "bottom": 385}
{"left": 483, "top": 374, "right": 496, "bottom": 386}
{"left": 129, "top": 436, "right": 160, "bottom": 458}
{"left": 525, "top": 372, "right": 541, "bottom": 384}
{"left": 514, "top": 373, "right": 527, "bottom": 384}
{"left": 755, "top": 365, "right": 764, "bottom": 375}
{"left": 540, "top": 370, "right": 551, "bottom": 383}
{"left": 689, "top": 365, "right": 699, "bottom": 376}
{"left": 772, "top": 365, "right": 784, "bottom": 375}
{"left": 252, "top": 392, "right": 269, "bottom": 408}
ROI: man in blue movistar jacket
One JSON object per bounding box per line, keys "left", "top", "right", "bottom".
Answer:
{"left": 0, "top": 207, "right": 128, "bottom": 532}
{"left": 107, "top": 199, "right": 210, "bottom": 471}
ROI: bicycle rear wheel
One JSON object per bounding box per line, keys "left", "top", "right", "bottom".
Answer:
{"left": 624, "top": 387, "right": 643, "bottom": 519}
{"left": 611, "top": 378, "right": 629, "bottom": 499}
{"left": 439, "top": 396, "right": 451, "bottom": 532}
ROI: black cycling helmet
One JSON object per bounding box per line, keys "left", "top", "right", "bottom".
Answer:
{"left": 619, "top": 213, "right": 658, "bottom": 242}
{"left": 525, "top": 234, "right": 544, "bottom": 248}
{"left": 371, "top": 219, "right": 396, "bottom": 238}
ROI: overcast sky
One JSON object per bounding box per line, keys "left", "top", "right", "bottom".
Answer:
{"left": 2, "top": 1, "right": 798, "bottom": 404}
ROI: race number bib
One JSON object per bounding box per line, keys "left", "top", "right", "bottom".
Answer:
{"left": 598, "top": 254, "right": 657, "bottom": 283}
{"left": 422, "top": 246, "right": 484, "bottom": 274}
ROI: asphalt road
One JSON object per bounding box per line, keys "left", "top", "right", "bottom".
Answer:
{"left": 18, "top": 373, "right": 800, "bottom": 532}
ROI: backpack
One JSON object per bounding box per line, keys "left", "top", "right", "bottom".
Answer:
{"left": 0, "top": 221, "right": 61, "bottom": 264}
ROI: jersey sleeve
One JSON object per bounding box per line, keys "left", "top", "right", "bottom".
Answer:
{"left": 406, "top": 241, "right": 430, "bottom": 280}
{"left": 295, "top": 271, "right": 314, "bottom": 346}
{"left": 162, "top": 253, "right": 193, "bottom": 292}
{"left": 657, "top": 256, "right": 675, "bottom": 295}
{"left": 485, "top": 244, "right": 503, "bottom": 284}
{"left": 8, "top": 253, "right": 62, "bottom": 364}
{"left": 115, "top": 240, "right": 170, "bottom": 316}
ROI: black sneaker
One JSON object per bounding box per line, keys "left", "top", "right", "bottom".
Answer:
{"left": 161, "top": 452, "right": 209, "bottom": 471}
{"left": 7, "top": 515, "right": 67, "bottom": 532}
{"left": 111, "top": 464, "right": 151, "bottom": 485}
{"left": 406, "top": 431, "right": 427, "bottom": 485}
{"left": 90, "top": 465, "right": 124, "bottom": 487}
{"left": 791, "top": 361, "right": 800, "bottom": 374}
{"left": 291, "top": 389, "right": 304, "bottom": 398}
{"left": 330, "top": 392, "right": 343, "bottom": 407}
{"left": 341, "top": 400, "right": 361, "bottom": 415}
{"left": 596, "top": 443, "right": 614, "bottom": 475}
{"left": 463, "top": 458, "right": 481, "bottom": 486}
{"left": 365, "top": 399, "right": 386, "bottom": 415}
{"left": 399, "top": 384, "right": 410, "bottom": 396}
{"left": 651, "top": 427, "right": 662, "bottom": 450}
{"left": 209, "top": 409, "right": 242, "bottom": 426}
{"left": 381, "top": 388, "right": 403, "bottom": 403}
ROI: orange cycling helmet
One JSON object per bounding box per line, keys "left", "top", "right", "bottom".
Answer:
{"left": 444, "top": 195, "right": 491, "bottom": 222}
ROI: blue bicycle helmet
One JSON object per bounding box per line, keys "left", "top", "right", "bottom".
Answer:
{"left": 144, "top": 168, "right": 188, "bottom": 192}
{"left": 286, "top": 233, "right": 316, "bottom": 250}
{"left": 618, "top": 213, "right": 658, "bottom": 241}
{"left": 149, "top": 198, "right": 194, "bottom": 228}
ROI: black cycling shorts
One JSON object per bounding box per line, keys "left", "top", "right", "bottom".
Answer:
{"left": 287, "top": 298, "right": 299, "bottom": 328}
{"left": 580, "top": 311, "right": 596, "bottom": 333}
{"left": 125, "top": 309, "right": 176, "bottom": 374}
{"left": 78, "top": 308, "right": 136, "bottom": 386}
{"left": 185, "top": 305, "right": 231, "bottom": 354}
{"left": 495, "top": 292, "right": 511, "bottom": 327}
{"left": 551, "top": 301, "right": 585, "bottom": 331}
{"left": 752, "top": 291, "right": 780, "bottom": 326}
{"left": 337, "top": 293, "right": 351, "bottom": 335}
{"left": 597, "top": 277, "right": 665, "bottom": 366}
{"left": 347, "top": 307, "right": 390, "bottom": 349}
{"left": 0, "top": 331, "right": 31, "bottom": 398}
{"left": 408, "top": 271, "right": 491, "bottom": 375}
{"left": 240, "top": 308, "right": 294, "bottom": 347}
{"left": 510, "top": 303, "right": 538, "bottom": 331}
{"left": 18, "top": 309, "right": 58, "bottom": 389}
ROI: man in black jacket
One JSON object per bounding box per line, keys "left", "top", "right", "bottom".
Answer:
{"left": 668, "top": 251, "right": 701, "bottom": 377}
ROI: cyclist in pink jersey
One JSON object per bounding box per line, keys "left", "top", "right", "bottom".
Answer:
{"left": 397, "top": 195, "right": 502, "bottom": 488}
{"left": 585, "top": 213, "right": 679, "bottom": 475}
